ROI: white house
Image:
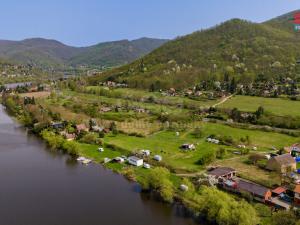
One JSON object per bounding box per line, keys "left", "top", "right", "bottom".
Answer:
{"left": 128, "top": 156, "right": 143, "bottom": 167}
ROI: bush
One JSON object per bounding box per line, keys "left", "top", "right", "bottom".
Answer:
{"left": 62, "top": 141, "right": 79, "bottom": 156}
{"left": 196, "top": 186, "right": 259, "bottom": 225}
{"left": 80, "top": 133, "right": 99, "bottom": 144}
{"left": 140, "top": 167, "right": 174, "bottom": 203}
{"left": 41, "top": 130, "right": 64, "bottom": 150}
{"left": 216, "top": 147, "right": 227, "bottom": 159}
{"left": 198, "top": 151, "right": 216, "bottom": 165}
{"left": 271, "top": 211, "right": 297, "bottom": 225}
{"left": 248, "top": 153, "right": 265, "bottom": 164}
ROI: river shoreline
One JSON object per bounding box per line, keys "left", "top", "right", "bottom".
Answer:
{"left": 0, "top": 103, "right": 202, "bottom": 225}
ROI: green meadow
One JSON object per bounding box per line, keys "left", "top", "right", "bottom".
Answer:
{"left": 221, "top": 95, "right": 300, "bottom": 117}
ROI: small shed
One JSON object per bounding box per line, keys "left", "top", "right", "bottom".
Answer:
{"left": 128, "top": 156, "right": 143, "bottom": 167}
{"left": 208, "top": 167, "right": 236, "bottom": 180}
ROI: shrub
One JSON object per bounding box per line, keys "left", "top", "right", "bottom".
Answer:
{"left": 248, "top": 153, "right": 265, "bottom": 165}
{"left": 62, "top": 141, "right": 79, "bottom": 156}
{"left": 140, "top": 167, "right": 174, "bottom": 203}
{"left": 216, "top": 147, "right": 227, "bottom": 159}
{"left": 271, "top": 211, "right": 297, "bottom": 225}
{"left": 80, "top": 133, "right": 99, "bottom": 144}
{"left": 198, "top": 151, "right": 216, "bottom": 165}
{"left": 196, "top": 187, "right": 259, "bottom": 225}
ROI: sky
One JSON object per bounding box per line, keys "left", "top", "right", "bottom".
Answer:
{"left": 0, "top": 0, "right": 300, "bottom": 47}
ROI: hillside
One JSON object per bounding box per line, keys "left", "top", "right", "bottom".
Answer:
{"left": 0, "top": 37, "right": 168, "bottom": 68}
{"left": 68, "top": 38, "right": 168, "bottom": 67}
{"left": 90, "top": 11, "right": 300, "bottom": 90}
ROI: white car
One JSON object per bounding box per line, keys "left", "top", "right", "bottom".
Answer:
{"left": 143, "top": 163, "right": 151, "bottom": 169}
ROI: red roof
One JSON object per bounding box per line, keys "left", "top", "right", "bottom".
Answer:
{"left": 294, "top": 185, "right": 300, "bottom": 194}
{"left": 272, "top": 187, "right": 286, "bottom": 195}
{"left": 295, "top": 12, "right": 300, "bottom": 20}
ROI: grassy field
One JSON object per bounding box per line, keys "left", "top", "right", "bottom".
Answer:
{"left": 103, "top": 122, "right": 300, "bottom": 172}
{"left": 38, "top": 89, "right": 300, "bottom": 181}
{"left": 85, "top": 86, "right": 218, "bottom": 108}
{"left": 201, "top": 122, "right": 299, "bottom": 150}
{"left": 211, "top": 157, "right": 281, "bottom": 187}
{"left": 63, "top": 90, "right": 190, "bottom": 115}
{"left": 221, "top": 95, "right": 300, "bottom": 117}
{"left": 40, "top": 97, "right": 164, "bottom": 135}
{"left": 77, "top": 143, "right": 121, "bottom": 163}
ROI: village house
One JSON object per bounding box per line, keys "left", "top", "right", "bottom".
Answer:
{"left": 222, "top": 179, "right": 272, "bottom": 203}
{"left": 100, "top": 107, "right": 112, "bottom": 113}
{"left": 238, "top": 180, "right": 272, "bottom": 202}
{"left": 284, "top": 143, "right": 300, "bottom": 154}
{"left": 184, "top": 90, "right": 193, "bottom": 96}
{"left": 91, "top": 125, "right": 104, "bottom": 132}
{"left": 272, "top": 186, "right": 287, "bottom": 197}
{"left": 134, "top": 108, "right": 146, "bottom": 113}
{"left": 168, "top": 88, "right": 176, "bottom": 96}
{"left": 207, "top": 167, "right": 236, "bottom": 180}
{"left": 266, "top": 154, "right": 296, "bottom": 173}
{"left": 291, "top": 143, "right": 300, "bottom": 157}
{"left": 65, "top": 133, "right": 76, "bottom": 141}
{"left": 76, "top": 124, "right": 89, "bottom": 133}
{"left": 294, "top": 185, "right": 300, "bottom": 205}
{"left": 50, "top": 121, "right": 65, "bottom": 130}
{"left": 270, "top": 186, "right": 291, "bottom": 210}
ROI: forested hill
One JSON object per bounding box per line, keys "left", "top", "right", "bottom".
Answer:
{"left": 68, "top": 38, "right": 168, "bottom": 67}
{"left": 0, "top": 37, "right": 168, "bottom": 68}
{"left": 89, "top": 11, "right": 300, "bottom": 90}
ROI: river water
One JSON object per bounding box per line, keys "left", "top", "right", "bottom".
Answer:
{"left": 0, "top": 105, "right": 197, "bottom": 225}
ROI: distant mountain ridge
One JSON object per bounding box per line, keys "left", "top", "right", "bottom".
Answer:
{"left": 0, "top": 37, "right": 168, "bottom": 68}
{"left": 89, "top": 10, "right": 300, "bottom": 90}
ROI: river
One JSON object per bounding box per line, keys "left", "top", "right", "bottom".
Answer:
{"left": 0, "top": 105, "right": 198, "bottom": 225}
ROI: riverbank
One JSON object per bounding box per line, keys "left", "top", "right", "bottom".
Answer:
{"left": 0, "top": 105, "right": 202, "bottom": 225}
{"left": 1, "top": 93, "right": 273, "bottom": 225}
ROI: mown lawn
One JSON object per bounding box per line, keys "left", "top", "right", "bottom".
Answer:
{"left": 221, "top": 95, "right": 300, "bottom": 117}
{"left": 201, "top": 122, "right": 299, "bottom": 150}
{"left": 76, "top": 143, "right": 121, "bottom": 163}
